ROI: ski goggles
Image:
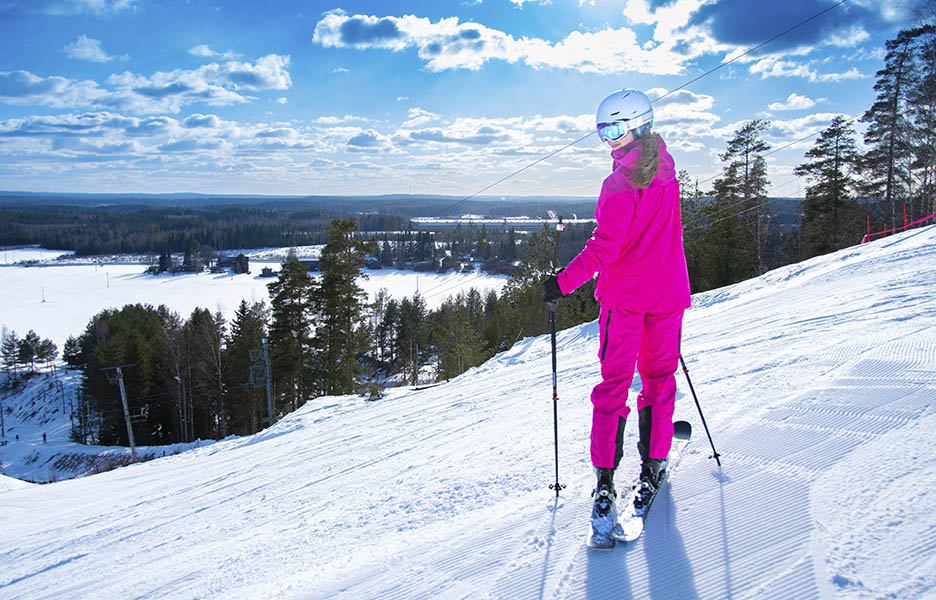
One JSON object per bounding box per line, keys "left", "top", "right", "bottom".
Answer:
{"left": 596, "top": 121, "right": 631, "bottom": 142}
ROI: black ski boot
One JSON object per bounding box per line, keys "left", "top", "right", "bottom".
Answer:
{"left": 634, "top": 406, "right": 667, "bottom": 514}
{"left": 588, "top": 467, "right": 618, "bottom": 549}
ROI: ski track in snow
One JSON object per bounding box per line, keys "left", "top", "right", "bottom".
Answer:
{"left": 2, "top": 226, "right": 936, "bottom": 599}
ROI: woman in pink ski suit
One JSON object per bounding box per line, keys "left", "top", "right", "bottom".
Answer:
{"left": 542, "top": 89, "right": 690, "bottom": 510}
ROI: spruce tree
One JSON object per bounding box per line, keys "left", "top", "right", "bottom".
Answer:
{"left": 267, "top": 256, "right": 313, "bottom": 412}
{"left": 77, "top": 304, "right": 175, "bottom": 446}
{"left": 311, "top": 219, "right": 376, "bottom": 395}
{"left": 224, "top": 300, "right": 269, "bottom": 435}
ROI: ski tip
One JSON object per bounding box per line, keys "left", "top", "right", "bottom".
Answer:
{"left": 674, "top": 420, "right": 692, "bottom": 439}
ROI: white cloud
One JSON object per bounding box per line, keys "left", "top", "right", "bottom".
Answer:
{"left": 276, "top": 97, "right": 288, "bottom": 104}
{"left": 0, "top": 55, "right": 292, "bottom": 114}
{"left": 402, "top": 108, "right": 441, "bottom": 128}
{"left": 10, "top": 0, "right": 138, "bottom": 16}
{"left": 750, "top": 58, "right": 865, "bottom": 83}
{"left": 767, "top": 93, "right": 819, "bottom": 111}
{"left": 189, "top": 45, "right": 216, "bottom": 58}
{"left": 768, "top": 113, "right": 849, "bottom": 140}
{"left": 332, "top": 67, "right": 350, "bottom": 73}
{"left": 188, "top": 45, "right": 240, "bottom": 60}
{"left": 64, "top": 35, "right": 120, "bottom": 62}
{"left": 823, "top": 25, "right": 871, "bottom": 48}
{"left": 312, "top": 11, "right": 711, "bottom": 75}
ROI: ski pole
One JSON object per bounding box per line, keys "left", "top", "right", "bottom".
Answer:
{"left": 679, "top": 354, "right": 722, "bottom": 466}
{"left": 548, "top": 300, "right": 566, "bottom": 496}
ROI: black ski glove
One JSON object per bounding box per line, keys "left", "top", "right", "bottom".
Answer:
{"left": 542, "top": 274, "right": 564, "bottom": 302}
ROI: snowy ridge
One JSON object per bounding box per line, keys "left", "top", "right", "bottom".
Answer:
{"left": 1, "top": 226, "right": 935, "bottom": 599}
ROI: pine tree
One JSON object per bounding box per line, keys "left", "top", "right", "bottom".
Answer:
{"left": 1, "top": 329, "right": 18, "bottom": 379}
{"left": 794, "top": 116, "right": 863, "bottom": 257}
{"left": 17, "top": 330, "right": 41, "bottom": 373}
{"left": 862, "top": 27, "right": 926, "bottom": 229}
{"left": 37, "top": 338, "right": 58, "bottom": 370}
{"left": 182, "top": 308, "right": 227, "bottom": 439}
{"left": 694, "top": 120, "right": 771, "bottom": 288}
{"left": 433, "top": 295, "right": 484, "bottom": 381}
{"left": 717, "top": 120, "right": 771, "bottom": 275}
{"left": 908, "top": 25, "right": 936, "bottom": 221}
{"left": 376, "top": 298, "right": 400, "bottom": 372}
{"left": 63, "top": 335, "right": 82, "bottom": 368}
{"left": 310, "top": 219, "right": 376, "bottom": 395}
{"left": 395, "top": 293, "right": 427, "bottom": 386}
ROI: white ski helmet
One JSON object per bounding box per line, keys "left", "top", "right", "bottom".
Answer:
{"left": 595, "top": 89, "right": 653, "bottom": 141}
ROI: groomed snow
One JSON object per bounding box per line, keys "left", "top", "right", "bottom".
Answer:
{"left": 2, "top": 225, "right": 935, "bottom": 599}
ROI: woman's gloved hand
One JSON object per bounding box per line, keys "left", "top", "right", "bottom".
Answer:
{"left": 542, "top": 274, "right": 564, "bottom": 302}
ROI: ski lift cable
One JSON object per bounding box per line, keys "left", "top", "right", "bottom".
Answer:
{"left": 431, "top": 0, "right": 851, "bottom": 219}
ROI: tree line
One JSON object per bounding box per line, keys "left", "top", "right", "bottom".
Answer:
{"left": 0, "top": 205, "right": 409, "bottom": 257}
{"left": 1, "top": 329, "right": 58, "bottom": 379}
{"left": 681, "top": 20, "right": 936, "bottom": 292}
{"left": 33, "top": 216, "right": 593, "bottom": 447}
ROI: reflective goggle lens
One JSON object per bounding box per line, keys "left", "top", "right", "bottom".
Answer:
{"left": 597, "top": 121, "right": 629, "bottom": 142}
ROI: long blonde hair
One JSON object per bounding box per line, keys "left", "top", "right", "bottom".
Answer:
{"left": 612, "top": 133, "right": 660, "bottom": 189}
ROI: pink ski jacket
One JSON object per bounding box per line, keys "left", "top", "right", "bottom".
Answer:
{"left": 557, "top": 135, "right": 691, "bottom": 313}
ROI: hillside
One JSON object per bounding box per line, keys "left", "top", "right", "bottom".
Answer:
{"left": 1, "top": 225, "right": 935, "bottom": 599}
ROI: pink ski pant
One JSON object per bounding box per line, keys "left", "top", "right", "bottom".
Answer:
{"left": 591, "top": 306, "right": 684, "bottom": 469}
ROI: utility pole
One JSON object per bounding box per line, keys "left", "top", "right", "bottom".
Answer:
{"left": 261, "top": 338, "right": 274, "bottom": 424}
{"left": 217, "top": 334, "right": 226, "bottom": 438}
{"left": 102, "top": 364, "right": 137, "bottom": 463}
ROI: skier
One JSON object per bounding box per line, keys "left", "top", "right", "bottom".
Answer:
{"left": 542, "top": 89, "right": 691, "bottom": 543}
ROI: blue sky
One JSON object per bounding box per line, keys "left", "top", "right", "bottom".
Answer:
{"left": 0, "top": 0, "right": 915, "bottom": 198}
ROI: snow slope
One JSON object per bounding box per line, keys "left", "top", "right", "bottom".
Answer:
{"left": 0, "top": 368, "right": 220, "bottom": 483}
{"left": 2, "top": 226, "right": 935, "bottom": 599}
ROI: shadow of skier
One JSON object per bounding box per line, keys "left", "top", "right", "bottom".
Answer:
{"left": 583, "top": 483, "right": 697, "bottom": 599}
{"left": 642, "top": 483, "right": 700, "bottom": 599}
{"left": 584, "top": 531, "right": 635, "bottom": 600}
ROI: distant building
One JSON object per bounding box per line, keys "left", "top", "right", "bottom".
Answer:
{"left": 260, "top": 266, "right": 277, "bottom": 277}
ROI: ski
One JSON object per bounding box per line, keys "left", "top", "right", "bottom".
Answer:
{"left": 611, "top": 420, "right": 692, "bottom": 543}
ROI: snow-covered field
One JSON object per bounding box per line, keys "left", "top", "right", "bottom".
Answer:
{"left": 0, "top": 254, "right": 508, "bottom": 349}
{"left": 2, "top": 225, "right": 935, "bottom": 599}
